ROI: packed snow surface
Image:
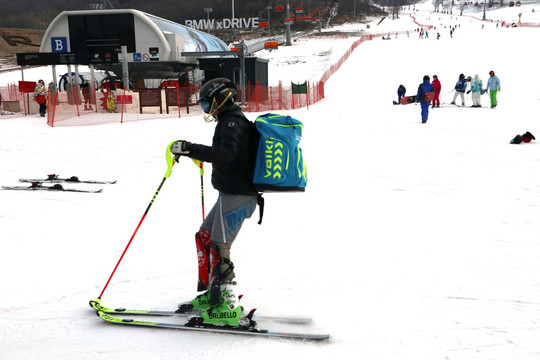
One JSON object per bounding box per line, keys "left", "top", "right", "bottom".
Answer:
{"left": 2, "top": 1, "right": 540, "bottom": 359}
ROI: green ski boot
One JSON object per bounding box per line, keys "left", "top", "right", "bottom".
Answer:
{"left": 177, "top": 289, "right": 229, "bottom": 314}
{"left": 188, "top": 281, "right": 256, "bottom": 328}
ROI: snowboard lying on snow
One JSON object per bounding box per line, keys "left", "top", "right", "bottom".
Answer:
{"left": 394, "top": 92, "right": 435, "bottom": 105}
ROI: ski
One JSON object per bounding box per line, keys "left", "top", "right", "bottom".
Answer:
{"left": 2, "top": 182, "right": 102, "bottom": 193}
{"left": 89, "top": 299, "right": 311, "bottom": 325}
{"left": 19, "top": 174, "right": 117, "bottom": 184}
{"left": 95, "top": 310, "right": 329, "bottom": 341}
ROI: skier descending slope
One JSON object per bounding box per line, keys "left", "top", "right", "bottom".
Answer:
{"left": 170, "top": 78, "right": 259, "bottom": 328}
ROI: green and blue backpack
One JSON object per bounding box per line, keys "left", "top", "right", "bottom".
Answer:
{"left": 252, "top": 113, "right": 308, "bottom": 192}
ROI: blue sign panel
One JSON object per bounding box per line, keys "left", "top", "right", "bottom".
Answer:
{"left": 51, "top": 37, "right": 67, "bottom": 52}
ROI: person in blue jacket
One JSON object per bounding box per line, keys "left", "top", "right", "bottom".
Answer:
{"left": 486, "top": 70, "right": 501, "bottom": 108}
{"left": 417, "top": 75, "right": 435, "bottom": 123}
{"left": 451, "top": 73, "right": 468, "bottom": 106}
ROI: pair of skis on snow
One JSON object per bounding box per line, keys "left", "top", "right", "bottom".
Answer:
{"left": 2, "top": 174, "right": 116, "bottom": 193}
{"left": 89, "top": 299, "right": 329, "bottom": 341}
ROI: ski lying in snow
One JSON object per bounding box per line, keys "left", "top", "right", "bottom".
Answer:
{"left": 95, "top": 310, "right": 329, "bottom": 341}
{"left": 89, "top": 299, "right": 311, "bottom": 325}
{"left": 2, "top": 182, "right": 102, "bottom": 193}
{"left": 19, "top": 174, "right": 117, "bottom": 184}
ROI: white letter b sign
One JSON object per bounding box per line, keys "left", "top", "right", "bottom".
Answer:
{"left": 51, "top": 37, "right": 67, "bottom": 52}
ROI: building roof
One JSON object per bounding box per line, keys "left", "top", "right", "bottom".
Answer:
{"left": 143, "top": 13, "right": 229, "bottom": 52}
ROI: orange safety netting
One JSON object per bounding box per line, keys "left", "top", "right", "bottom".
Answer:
{"left": 4, "top": 34, "right": 374, "bottom": 126}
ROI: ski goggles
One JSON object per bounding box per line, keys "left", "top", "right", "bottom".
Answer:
{"left": 199, "top": 97, "right": 211, "bottom": 113}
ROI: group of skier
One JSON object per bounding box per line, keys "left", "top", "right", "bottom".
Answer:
{"left": 450, "top": 71, "right": 501, "bottom": 108}
{"left": 398, "top": 70, "right": 501, "bottom": 123}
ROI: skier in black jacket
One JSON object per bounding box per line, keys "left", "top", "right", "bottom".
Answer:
{"left": 170, "top": 78, "right": 258, "bottom": 328}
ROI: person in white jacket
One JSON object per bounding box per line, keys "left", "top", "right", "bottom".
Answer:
{"left": 470, "top": 74, "right": 483, "bottom": 107}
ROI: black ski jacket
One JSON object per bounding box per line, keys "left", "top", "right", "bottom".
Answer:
{"left": 188, "top": 105, "right": 259, "bottom": 196}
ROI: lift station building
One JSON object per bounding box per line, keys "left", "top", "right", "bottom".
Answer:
{"left": 37, "top": 9, "right": 234, "bottom": 87}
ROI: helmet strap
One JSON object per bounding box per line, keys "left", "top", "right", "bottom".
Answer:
{"left": 203, "top": 92, "right": 233, "bottom": 123}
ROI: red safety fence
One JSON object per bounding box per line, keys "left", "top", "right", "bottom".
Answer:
{"left": 242, "top": 80, "right": 325, "bottom": 112}
{"left": 45, "top": 85, "right": 199, "bottom": 127}
{"left": 319, "top": 34, "right": 372, "bottom": 85}
{"left": 0, "top": 83, "right": 23, "bottom": 115}
{"left": 0, "top": 83, "right": 21, "bottom": 101}
{"left": 2, "top": 34, "right": 374, "bottom": 124}
{"left": 243, "top": 34, "right": 372, "bottom": 113}
{"left": 46, "top": 83, "right": 90, "bottom": 126}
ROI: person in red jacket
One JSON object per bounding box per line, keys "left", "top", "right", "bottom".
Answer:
{"left": 432, "top": 75, "right": 441, "bottom": 108}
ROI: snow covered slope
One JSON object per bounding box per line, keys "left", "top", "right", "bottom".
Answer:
{"left": 1, "top": 2, "right": 540, "bottom": 359}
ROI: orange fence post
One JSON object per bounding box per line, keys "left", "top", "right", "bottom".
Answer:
{"left": 46, "top": 86, "right": 51, "bottom": 126}
{"left": 255, "top": 81, "right": 260, "bottom": 113}
{"left": 279, "top": 81, "right": 283, "bottom": 110}
{"left": 270, "top": 84, "right": 274, "bottom": 111}
{"left": 306, "top": 81, "right": 310, "bottom": 110}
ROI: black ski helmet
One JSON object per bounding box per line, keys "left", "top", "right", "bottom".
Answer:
{"left": 423, "top": 75, "right": 430, "bottom": 81}
{"left": 199, "top": 78, "right": 237, "bottom": 115}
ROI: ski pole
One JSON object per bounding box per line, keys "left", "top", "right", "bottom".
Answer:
{"left": 96, "top": 140, "right": 178, "bottom": 300}
{"left": 192, "top": 159, "right": 205, "bottom": 221}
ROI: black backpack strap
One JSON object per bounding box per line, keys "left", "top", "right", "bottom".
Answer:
{"left": 257, "top": 193, "right": 264, "bottom": 225}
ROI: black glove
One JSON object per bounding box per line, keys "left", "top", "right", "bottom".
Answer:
{"left": 170, "top": 140, "right": 192, "bottom": 155}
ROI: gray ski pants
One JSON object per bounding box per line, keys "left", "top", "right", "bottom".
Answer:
{"left": 201, "top": 192, "right": 258, "bottom": 245}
